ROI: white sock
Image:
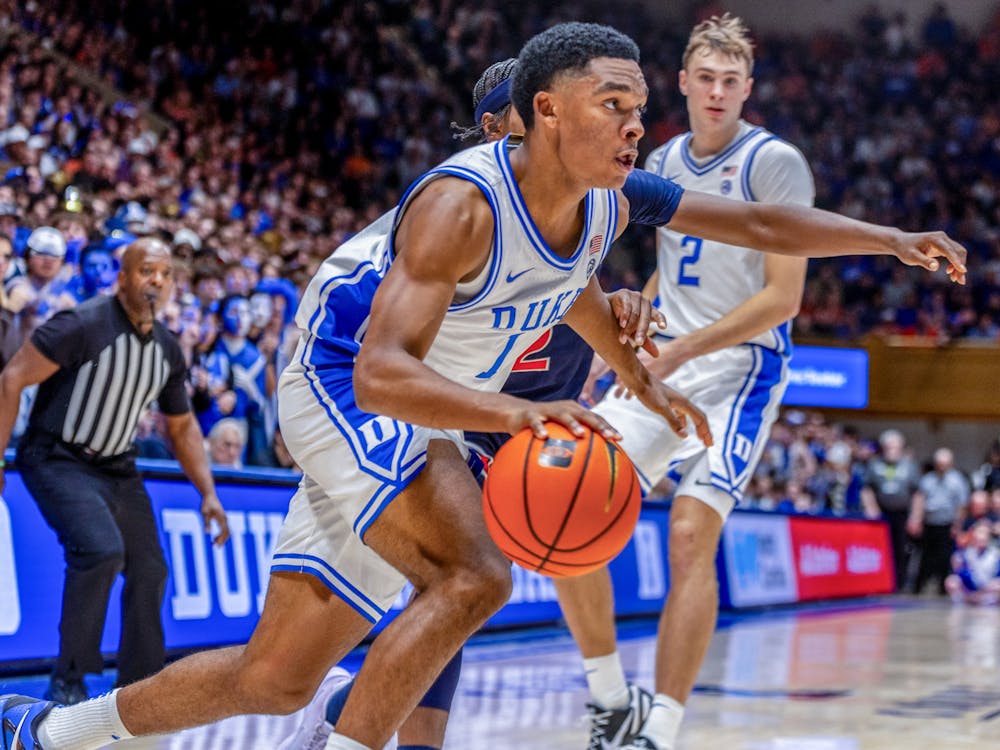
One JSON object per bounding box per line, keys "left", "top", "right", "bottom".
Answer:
{"left": 324, "top": 732, "right": 372, "bottom": 750}
{"left": 582, "top": 652, "right": 629, "bottom": 710}
{"left": 38, "top": 689, "right": 134, "bottom": 750}
{"left": 642, "top": 693, "right": 684, "bottom": 750}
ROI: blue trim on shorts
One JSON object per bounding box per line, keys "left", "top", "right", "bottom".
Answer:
{"left": 721, "top": 346, "right": 784, "bottom": 492}
{"left": 353, "top": 463, "right": 426, "bottom": 540}
{"left": 300, "top": 336, "right": 416, "bottom": 483}
{"left": 271, "top": 553, "right": 388, "bottom": 624}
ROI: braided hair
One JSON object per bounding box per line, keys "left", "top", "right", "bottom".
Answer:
{"left": 452, "top": 58, "right": 517, "bottom": 143}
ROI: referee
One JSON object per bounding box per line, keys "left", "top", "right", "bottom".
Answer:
{"left": 0, "top": 237, "right": 230, "bottom": 705}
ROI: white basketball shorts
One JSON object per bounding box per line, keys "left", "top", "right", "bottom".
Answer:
{"left": 270, "top": 337, "right": 467, "bottom": 623}
{"left": 594, "top": 343, "right": 787, "bottom": 520}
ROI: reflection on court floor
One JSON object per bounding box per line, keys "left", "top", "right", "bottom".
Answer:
{"left": 3, "top": 597, "right": 998, "bottom": 749}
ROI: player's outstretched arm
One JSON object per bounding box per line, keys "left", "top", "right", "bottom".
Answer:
{"left": 667, "top": 190, "right": 967, "bottom": 283}
{"left": 353, "top": 179, "right": 620, "bottom": 441}
{"left": 562, "top": 277, "right": 712, "bottom": 446}
{"left": 617, "top": 169, "right": 966, "bottom": 283}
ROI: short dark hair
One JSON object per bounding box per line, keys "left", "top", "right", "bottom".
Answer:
{"left": 512, "top": 22, "right": 640, "bottom": 130}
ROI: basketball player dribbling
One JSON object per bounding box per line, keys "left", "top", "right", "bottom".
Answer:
{"left": 277, "top": 57, "right": 668, "bottom": 750}
{"left": 2, "top": 21, "right": 965, "bottom": 750}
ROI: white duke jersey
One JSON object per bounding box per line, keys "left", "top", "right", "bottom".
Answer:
{"left": 295, "top": 137, "right": 618, "bottom": 393}
{"left": 648, "top": 120, "right": 814, "bottom": 353}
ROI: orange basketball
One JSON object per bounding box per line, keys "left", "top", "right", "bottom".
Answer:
{"left": 482, "top": 422, "right": 641, "bottom": 577}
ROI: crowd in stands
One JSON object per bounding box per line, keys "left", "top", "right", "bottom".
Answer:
{"left": 0, "top": 1, "right": 997, "bottom": 473}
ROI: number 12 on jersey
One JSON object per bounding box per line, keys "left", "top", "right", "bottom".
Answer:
{"left": 677, "top": 235, "right": 702, "bottom": 287}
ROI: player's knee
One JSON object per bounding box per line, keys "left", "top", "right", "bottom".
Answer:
{"left": 449, "top": 554, "right": 513, "bottom": 617}
{"left": 234, "top": 656, "right": 316, "bottom": 714}
{"left": 667, "top": 517, "right": 716, "bottom": 576}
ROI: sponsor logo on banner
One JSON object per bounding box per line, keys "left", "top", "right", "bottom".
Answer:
{"left": 788, "top": 517, "right": 894, "bottom": 599}
{"left": 799, "top": 543, "right": 840, "bottom": 576}
{"left": 721, "top": 514, "right": 798, "bottom": 607}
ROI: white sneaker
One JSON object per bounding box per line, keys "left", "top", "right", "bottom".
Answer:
{"left": 278, "top": 667, "right": 353, "bottom": 750}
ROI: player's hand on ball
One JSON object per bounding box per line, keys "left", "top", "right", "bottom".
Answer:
{"left": 893, "top": 230, "right": 967, "bottom": 284}
{"left": 506, "top": 398, "right": 622, "bottom": 442}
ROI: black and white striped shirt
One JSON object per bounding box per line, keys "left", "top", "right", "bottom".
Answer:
{"left": 28, "top": 295, "right": 189, "bottom": 459}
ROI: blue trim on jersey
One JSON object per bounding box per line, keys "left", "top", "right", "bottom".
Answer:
{"left": 495, "top": 138, "right": 593, "bottom": 271}
{"left": 423, "top": 165, "right": 506, "bottom": 312}
{"left": 599, "top": 189, "right": 618, "bottom": 262}
{"left": 740, "top": 135, "right": 778, "bottom": 201}
{"left": 270, "top": 553, "right": 387, "bottom": 623}
{"left": 386, "top": 163, "right": 506, "bottom": 314}
{"left": 305, "top": 263, "right": 383, "bottom": 357}
{"left": 633, "top": 460, "right": 656, "bottom": 495}
{"left": 679, "top": 127, "right": 763, "bottom": 176}
{"left": 648, "top": 135, "right": 684, "bottom": 176}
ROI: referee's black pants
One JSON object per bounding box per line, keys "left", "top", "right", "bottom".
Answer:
{"left": 914, "top": 522, "right": 954, "bottom": 596}
{"left": 18, "top": 441, "right": 168, "bottom": 686}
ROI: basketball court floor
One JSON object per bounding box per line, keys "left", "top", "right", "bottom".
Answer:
{"left": 3, "top": 597, "right": 999, "bottom": 749}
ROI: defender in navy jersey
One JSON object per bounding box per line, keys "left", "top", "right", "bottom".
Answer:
{"left": 1, "top": 22, "right": 967, "bottom": 750}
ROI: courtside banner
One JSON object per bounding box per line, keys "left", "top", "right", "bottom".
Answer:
{"left": 0, "top": 468, "right": 671, "bottom": 668}
{"left": 719, "top": 513, "right": 798, "bottom": 608}
{"left": 1, "top": 463, "right": 892, "bottom": 670}
{"left": 0, "top": 466, "right": 295, "bottom": 667}
{"left": 788, "top": 515, "right": 895, "bottom": 600}
{"left": 783, "top": 345, "right": 869, "bottom": 409}
{"left": 719, "top": 511, "right": 894, "bottom": 607}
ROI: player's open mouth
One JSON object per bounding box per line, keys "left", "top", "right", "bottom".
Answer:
{"left": 616, "top": 153, "right": 637, "bottom": 171}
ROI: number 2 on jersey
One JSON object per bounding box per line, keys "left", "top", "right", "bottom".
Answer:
{"left": 511, "top": 329, "right": 552, "bottom": 372}
{"left": 677, "top": 235, "right": 702, "bottom": 287}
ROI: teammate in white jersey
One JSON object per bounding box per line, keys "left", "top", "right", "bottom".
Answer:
{"left": 0, "top": 21, "right": 966, "bottom": 750}
{"left": 556, "top": 16, "right": 819, "bottom": 750}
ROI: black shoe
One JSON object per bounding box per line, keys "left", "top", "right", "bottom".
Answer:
{"left": 43, "top": 677, "right": 88, "bottom": 706}
{"left": 585, "top": 683, "right": 653, "bottom": 749}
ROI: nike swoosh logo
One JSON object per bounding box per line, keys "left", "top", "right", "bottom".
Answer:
{"left": 693, "top": 479, "right": 715, "bottom": 487}
{"left": 603, "top": 719, "right": 632, "bottom": 750}
{"left": 506, "top": 267, "right": 533, "bottom": 283}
